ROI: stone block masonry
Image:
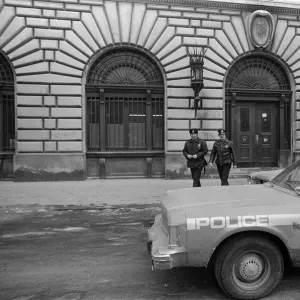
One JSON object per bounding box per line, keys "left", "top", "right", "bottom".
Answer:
{"left": 0, "top": 0, "right": 299, "bottom": 180}
{"left": 1, "top": 0, "right": 90, "bottom": 180}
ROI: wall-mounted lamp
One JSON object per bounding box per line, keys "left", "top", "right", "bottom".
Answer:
{"left": 186, "top": 46, "right": 207, "bottom": 118}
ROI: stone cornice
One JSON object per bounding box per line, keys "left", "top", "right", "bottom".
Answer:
{"left": 3, "top": 0, "right": 300, "bottom": 14}
{"left": 121, "top": 0, "right": 300, "bottom": 15}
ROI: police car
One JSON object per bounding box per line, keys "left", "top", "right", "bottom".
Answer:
{"left": 148, "top": 159, "right": 300, "bottom": 299}
{"left": 247, "top": 168, "right": 283, "bottom": 184}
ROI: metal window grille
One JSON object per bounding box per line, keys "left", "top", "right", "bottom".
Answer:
{"left": 152, "top": 97, "right": 164, "bottom": 149}
{"left": 87, "top": 49, "right": 164, "bottom": 86}
{"left": 106, "top": 96, "right": 147, "bottom": 150}
{"left": 2, "top": 94, "right": 15, "bottom": 151}
{"left": 284, "top": 101, "right": 291, "bottom": 149}
{"left": 87, "top": 96, "right": 100, "bottom": 150}
{"left": 0, "top": 52, "right": 15, "bottom": 152}
{"left": 128, "top": 97, "right": 146, "bottom": 149}
{"left": 225, "top": 99, "right": 231, "bottom": 140}
{"left": 226, "top": 55, "right": 290, "bottom": 91}
{"left": 86, "top": 48, "right": 164, "bottom": 152}
{"left": 87, "top": 95, "right": 164, "bottom": 151}
{"left": 0, "top": 55, "right": 13, "bottom": 82}
{"left": 106, "top": 97, "right": 124, "bottom": 150}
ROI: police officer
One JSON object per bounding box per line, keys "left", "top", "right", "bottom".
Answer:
{"left": 209, "top": 129, "right": 237, "bottom": 186}
{"left": 183, "top": 128, "right": 208, "bottom": 187}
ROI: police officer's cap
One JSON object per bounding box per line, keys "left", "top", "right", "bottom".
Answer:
{"left": 218, "top": 129, "right": 226, "bottom": 134}
{"left": 189, "top": 128, "right": 198, "bottom": 134}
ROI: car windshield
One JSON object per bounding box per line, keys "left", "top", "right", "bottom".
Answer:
{"left": 272, "top": 160, "right": 300, "bottom": 194}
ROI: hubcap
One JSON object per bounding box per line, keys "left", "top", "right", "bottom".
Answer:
{"left": 238, "top": 254, "right": 264, "bottom": 282}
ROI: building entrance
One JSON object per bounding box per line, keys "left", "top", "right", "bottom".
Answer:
{"left": 225, "top": 54, "right": 291, "bottom": 168}
{"left": 235, "top": 101, "right": 277, "bottom": 167}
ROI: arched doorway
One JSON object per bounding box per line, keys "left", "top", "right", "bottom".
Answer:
{"left": 225, "top": 54, "right": 291, "bottom": 167}
{"left": 85, "top": 48, "right": 165, "bottom": 178}
{"left": 0, "top": 52, "right": 15, "bottom": 180}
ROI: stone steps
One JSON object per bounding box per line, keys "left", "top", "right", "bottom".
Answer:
{"left": 205, "top": 167, "right": 282, "bottom": 179}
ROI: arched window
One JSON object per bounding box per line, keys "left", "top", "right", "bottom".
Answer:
{"left": 225, "top": 55, "right": 290, "bottom": 91}
{"left": 0, "top": 52, "right": 15, "bottom": 152}
{"left": 87, "top": 49, "right": 164, "bottom": 86}
{"left": 86, "top": 48, "right": 164, "bottom": 152}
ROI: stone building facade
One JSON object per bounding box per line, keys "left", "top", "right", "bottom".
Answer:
{"left": 0, "top": 0, "right": 300, "bottom": 181}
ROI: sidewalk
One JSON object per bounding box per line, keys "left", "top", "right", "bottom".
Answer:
{"left": 0, "top": 178, "right": 248, "bottom": 207}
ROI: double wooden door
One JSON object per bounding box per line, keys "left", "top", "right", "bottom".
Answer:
{"left": 235, "top": 102, "right": 277, "bottom": 167}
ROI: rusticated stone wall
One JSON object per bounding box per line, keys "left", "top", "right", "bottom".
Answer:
{"left": 0, "top": 0, "right": 300, "bottom": 179}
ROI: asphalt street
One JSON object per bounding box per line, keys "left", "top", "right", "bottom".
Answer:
{"left": 0, "top": 178, "right": 247, "bottom": 207}
{"left": 1, "top": 203, "right": 300, "bottom": 300}
{"left": 1, "top": 178, "right": 300, "bottom": 300}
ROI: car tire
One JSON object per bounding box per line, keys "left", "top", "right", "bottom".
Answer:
{"left": 214, "top": 235, "right": 284, "bottom": 300}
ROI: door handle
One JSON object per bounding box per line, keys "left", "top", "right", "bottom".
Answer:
{"left": 255, "top": 134, "right": 259, "bottom": 145}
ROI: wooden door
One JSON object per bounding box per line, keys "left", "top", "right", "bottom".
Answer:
{"left": 235, "top": 102, "right": 277, "bottom": 167}
{"left": 254, "top": 103, "right": 277, "bottom": 166}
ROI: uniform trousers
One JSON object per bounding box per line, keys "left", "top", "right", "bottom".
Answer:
{"left": 216, "top": 163, "right": 231, "bottom": 186}
{"left": 190, "top": 166, "right": 204, "bottom": 187}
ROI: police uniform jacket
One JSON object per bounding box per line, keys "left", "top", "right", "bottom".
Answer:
{"left": 209, "top": 138, "right": 236, "bottom": 165}
{"left": 183, "top": 137, "right": 208, "bottom": 168}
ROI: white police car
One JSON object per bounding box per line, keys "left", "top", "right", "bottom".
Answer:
{"left": 247, "top": 168, "right": 283, "bottom": 184}
{"left": 148, "top": 159, "right": 300, "bottom": 299}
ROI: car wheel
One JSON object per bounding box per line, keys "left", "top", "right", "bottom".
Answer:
{"left": 214, "top": 235, "right": 284, "bottom": 300}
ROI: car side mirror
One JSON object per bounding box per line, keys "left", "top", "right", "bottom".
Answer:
{"left": 295, "top": 186, "right": 300, "bottom": 195}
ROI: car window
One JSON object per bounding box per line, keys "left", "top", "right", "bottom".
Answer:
{"left": 272, "top": 160, "right": 300, "bottom": 193}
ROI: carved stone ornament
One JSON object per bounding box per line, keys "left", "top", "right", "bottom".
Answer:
{"left": 249, "top": 10, "right": 274, "bottom": 48}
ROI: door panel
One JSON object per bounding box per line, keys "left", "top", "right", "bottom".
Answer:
{"left": 236, "top": 105, "right": 254, "bottom": 162}
{"left": 235, "top": 102, "right": 277, "bottom": 167}
{"left": 255, "top": 104, "right": 277, "bottom": 165}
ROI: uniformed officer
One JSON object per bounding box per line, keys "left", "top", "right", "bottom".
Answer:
{"left": 183, "top": 128, "right": 208, "bottom": 187}
{"left": 209, "top": 129, "right": 237, "bottom": 186}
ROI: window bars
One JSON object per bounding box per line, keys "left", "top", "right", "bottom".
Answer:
{"left": 0, "top": 53, "right": 15, "bottom": 152}
{"left": 226, "top": 55, "right": 290, "bottom": 91}
{"left": 86, "top": 48, "right": 164, "bottom": 152}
